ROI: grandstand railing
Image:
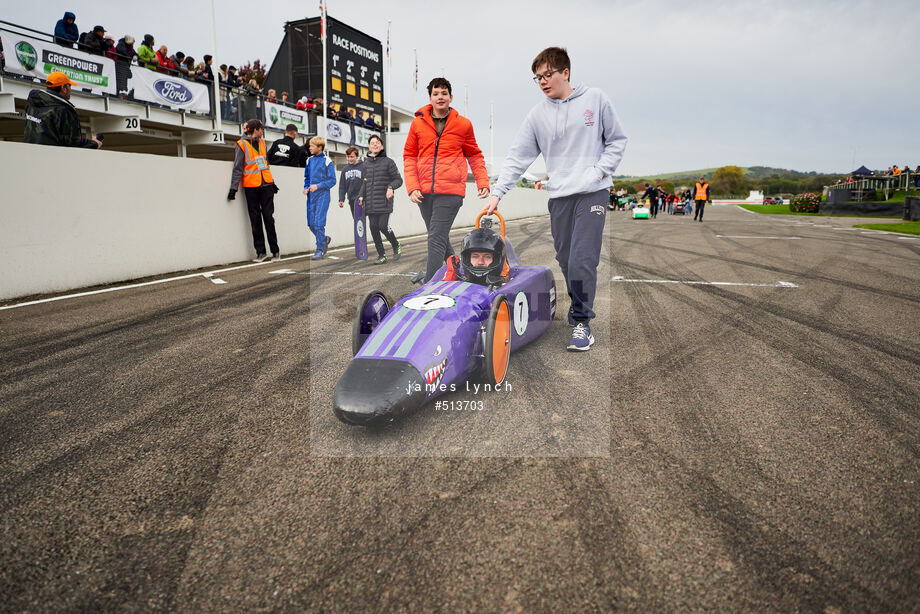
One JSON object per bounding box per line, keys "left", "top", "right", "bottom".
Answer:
{"left": 827, "top": 172, "right": 916, "bottom": 196}
{"left": 0, "top": 19, "right": 388, "bottom": 143}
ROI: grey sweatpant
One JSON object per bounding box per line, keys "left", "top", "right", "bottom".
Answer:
{"left": 419, "top": 194, "right": 463, "bottom": 282}
{"left": 548, "top": 188, "right": 608, "bottom": 325}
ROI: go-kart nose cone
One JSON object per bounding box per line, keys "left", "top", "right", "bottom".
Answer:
{"left": 333, "top": 358, "right": 427, "bottom": 425}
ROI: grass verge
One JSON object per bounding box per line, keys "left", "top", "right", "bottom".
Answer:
{"left": 738, "top": 204, "right": 902, "bottom": 218}
{"left": 852, "top": 221, "right": 920, "bottom": 235}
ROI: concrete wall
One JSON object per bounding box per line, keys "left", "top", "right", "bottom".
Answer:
{"left": 0, "top": 136, "right": 549, "bottom": 300}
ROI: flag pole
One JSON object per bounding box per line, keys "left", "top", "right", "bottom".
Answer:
{"left": 209, "top": 0, "right": 221, "bottom": 132}
{"left": 490, "top": 101, "right": 494, "bottom": 177}
{"left": 321, "top": 1, "right": 328, "bottom": 120}
{"left": 386, "top": 20, "right": 391, "bottom": 138}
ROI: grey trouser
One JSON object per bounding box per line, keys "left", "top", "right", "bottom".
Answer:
{"left": 419, "top": 194, "right": 463, "bottom": 282}
{"left": 548, "top": 188, "right": 608, "bottom": 324}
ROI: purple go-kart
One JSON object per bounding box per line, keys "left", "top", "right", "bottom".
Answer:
{"left": 334, "top": 211, "right": 556, "bottom": 426}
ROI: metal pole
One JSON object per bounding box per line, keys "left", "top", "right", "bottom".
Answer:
{"left": 209, "top": 0, "right": 222, "bottom": 132}
{"left": 386, "top": 20, "right": 391, "bottom": 138}
{"left": 322, "top": 2, "right": 327, "bottom": 121}
{"left": 489, "top": 101, "right": 494, "bottom": 177}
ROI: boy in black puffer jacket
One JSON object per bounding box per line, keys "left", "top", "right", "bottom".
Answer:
{"left": 358, "top": 135, "right": 403, "bottom": 264}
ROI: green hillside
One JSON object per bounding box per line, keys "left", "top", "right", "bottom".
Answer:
{"left": 614, "top": 166, "right": 837, "bottom": 181}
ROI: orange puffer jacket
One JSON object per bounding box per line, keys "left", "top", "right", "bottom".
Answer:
{"left": 403, "top": 105, "right": 490, "bottom": 197}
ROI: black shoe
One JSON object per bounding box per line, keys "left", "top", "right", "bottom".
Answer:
{"left": 325, "top": 236, "right": 332, "bottom": 249}
{"left": 373, "top": 255, "right": 387, "bottom": 265}
{"left": 410, "top": 271, "right": 425, "bottom": 284}
{"left": 271, "top": 252, "right": 281, "bottom": 261}
{"left": 252, "top": 253, "right": 270, "bottom": 263}
{"left": 392, "top": 243, "right": 402, "bottom": 261}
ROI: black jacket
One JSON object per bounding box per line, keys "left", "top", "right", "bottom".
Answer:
{"left": 23, "top": 89, "right": 99, "bottom": 148}
{"left": 79, "top": 31, "right": 107, "bottom": 56}
{"left": 267, "top": 136, "right": 306, "bottom": 167}
{"left": 359, "top": 150, "right": 403, "bottom": 214}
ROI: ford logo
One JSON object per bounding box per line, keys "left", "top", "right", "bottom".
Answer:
{"left": 153, "top": 79, "right": 192, "bottom": 104}
{"left": 327, "top": 123, "right": 342, "bottom": 138}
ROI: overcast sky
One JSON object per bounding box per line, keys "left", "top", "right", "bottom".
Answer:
{"left": 10, "top": 0, "right": 919, "bottom": 175}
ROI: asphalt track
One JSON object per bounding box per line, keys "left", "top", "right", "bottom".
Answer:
{"left": 1, "top": 205, "right": 918, "bottom": 611}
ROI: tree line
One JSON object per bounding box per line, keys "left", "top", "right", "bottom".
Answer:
{"left": 619, "top": 166, "right": 846, "bottom": 198}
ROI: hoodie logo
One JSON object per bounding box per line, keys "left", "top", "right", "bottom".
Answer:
{"left": 584, "top": 109, "right": 595, "bottom": 127}
{"left": 590, "top": 204, "right": 605, "bottom": 215}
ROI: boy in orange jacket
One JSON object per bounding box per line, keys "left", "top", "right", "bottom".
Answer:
{"left": 403, "top": 77, "right": 490, "bottom": 282}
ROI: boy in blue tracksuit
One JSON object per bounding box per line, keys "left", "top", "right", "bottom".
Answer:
{"left": 303, "top": 136, "right": 337, "bottom": 259}
{"left": 486, "top": 46, "right": 627, "bottom": 352}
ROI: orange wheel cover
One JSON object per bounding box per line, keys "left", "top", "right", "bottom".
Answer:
{"left": 492, "top": 302, "right": 511, "bottom": 383}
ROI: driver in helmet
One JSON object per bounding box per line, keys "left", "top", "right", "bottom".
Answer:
{"left": 443, "top": 223, "right": 509, "bottom": 286}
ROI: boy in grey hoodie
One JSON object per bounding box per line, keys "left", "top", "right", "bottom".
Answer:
{"left": 486, "top": 47, "right": 627, "bottom": 351}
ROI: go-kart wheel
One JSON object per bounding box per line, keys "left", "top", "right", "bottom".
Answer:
{"left": 352, "top": 290, "right": 390, "bottom": 355}
{"left": 483, "top": 295, "right": 511, "bottom": 386}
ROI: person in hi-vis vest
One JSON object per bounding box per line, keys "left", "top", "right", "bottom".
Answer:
{"left": 693, "top": 176, "right": 711, "bottom": 222}
{"left": 228, "top": 119, "right": 280, "bottom": 262}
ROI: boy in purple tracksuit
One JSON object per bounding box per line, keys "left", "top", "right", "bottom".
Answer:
{"left": 303, "top": 136, "right": 337, "bottom": 259}
{"left": 486, "top": 46, "right": 627, "bottom": 352}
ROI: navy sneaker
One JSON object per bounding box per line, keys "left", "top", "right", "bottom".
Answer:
{"left": 567, "top": 322, "right": 594, "bottom": 351}
{"left": 392, "top": 243, "right": 402, "bottom": 261}
{"left": 373, "top": 255, "right": 387, "bottom": 265}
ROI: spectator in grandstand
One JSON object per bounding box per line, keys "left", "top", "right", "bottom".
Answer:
{"left": 114, "top": 35, "right": 136, "bottom": 95}
{"left": 103, "top": 34, "right": 117, "bottom": 61}
{"left": 338, "top": 145, "right": 364, "bottom": 217}
{"left": 137, "top": 35, "right": 156, "bottom": 70}
{"left": 54, "top": 12, "right": 79, "bottom": 49}
{"left": 296, "top": 96, "right": 308, "bottom": 110}
{"left": 197, "top": 55, "right": 214, "bottom": 82}
{"left": 359, "top": 135, "right": 404, "bottom": 264}
{"left": 266, "top": 89, "right": 278, "bottom": 103}
{"left": 79, "top": 25, "right": 108, "bottom": 56}
{"left": 363, "top": 114, "right": 380, "bottom": 131}
{"left": 336, "top": 105, "right": 351, "bottom": 121}
{"left": 226, "top": 66, "right": 241, "bottom": 88}
{"left": 280, "top": 91, "right": 290, "bottom": 106}
{"left": 23, "top": 72, "right": 102, "bottom": 149}
{"left": 228, "top": 119, "right": 280, "bottom": 262}
{"left": 169, "top": 51, "right": 187, "bottom": 76}
{"left": 155, "top": 46, "right": 175, "bottom": 74}
{"left": 245, "top": 79, "right": 262, "bottom": 95}
{"left": 303, "top": 136, "right": 337, "bottom": 259}
{"left": 268, "top": 124, "right": 307, "bottom": 168}
{"left": 182, "top": 57, "right": 199, "bottom": 80}
{"left": 892, "top": 165, "right": 902, "bottom": 175}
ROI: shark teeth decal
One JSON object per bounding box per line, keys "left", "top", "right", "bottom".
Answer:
{"left": 424, "top": 356, "right": 448, "bottom": 389}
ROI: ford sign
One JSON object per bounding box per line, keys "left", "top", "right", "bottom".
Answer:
{"left": 327, "top": 123, "right": 343, "bottom": 138}
{"left": 153, "top": 79, "right": 192, "bottom": 105}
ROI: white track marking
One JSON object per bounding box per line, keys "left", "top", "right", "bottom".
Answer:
{"left": 611, "top": 276, "right": 798, "bottom": 288}
{"left": 0, "top": 255, "right": 309, "bottom": 311}
{"left": 202, "top": 273, "right": 227, "bottom": 285}
{"left": 716, "top": 235, "right": 801, "bottom": 240}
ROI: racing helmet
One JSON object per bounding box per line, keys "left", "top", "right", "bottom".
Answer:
{"left": 460, "top": 225, "right": 505, "bottom": 285}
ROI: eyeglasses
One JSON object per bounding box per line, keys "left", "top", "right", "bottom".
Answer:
{"left": 532, "top": 69, "right": 562, "bottom": 83}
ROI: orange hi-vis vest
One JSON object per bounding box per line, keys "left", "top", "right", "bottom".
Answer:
{"left": 695, "top": 182, "right": 708, "bottom": 200}
{"left": 237, "top": 138, "right": 274, "bottom": 188}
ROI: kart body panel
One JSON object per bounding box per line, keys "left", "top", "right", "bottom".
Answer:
{"left": 334, "top": 237, "right": 555, "bottom": 425}
{"left": 633, "top": 206, "right": 650, "bottom": 219}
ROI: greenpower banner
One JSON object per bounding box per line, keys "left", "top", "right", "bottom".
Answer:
{"left": 0, "top": 31, "right": 116, "bottom": 95}
{"left": 354, "top": 126, "right": 381, "bottom": 148}
{"left": 264, "top": 101, "right": 312, "bottom": 135}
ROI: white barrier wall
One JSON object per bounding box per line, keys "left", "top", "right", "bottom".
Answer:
{"left": 0, "top": 137, "right": 550, "bottom": 300}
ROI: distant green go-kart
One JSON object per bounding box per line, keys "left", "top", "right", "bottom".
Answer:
{"left": 633, "top": 204, "right": 650, "bottom": 219}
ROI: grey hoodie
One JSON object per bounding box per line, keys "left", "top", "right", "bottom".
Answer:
{"left": 492, "top": 83, "right": 627, "bottom": 200}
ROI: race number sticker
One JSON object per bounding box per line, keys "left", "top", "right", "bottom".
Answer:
{"left": 513, "top": 292, "right": 529, "bottom": 336}
{"left": 403, "top": 294, "right": 457, "bottom": 311}
{"left": 356, "top": 219, "right": 365, "bottom": 238}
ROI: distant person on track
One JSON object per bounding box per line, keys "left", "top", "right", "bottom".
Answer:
{"left": 303, "top": 136, "right": 337, "bottom": 260}
{"left": 359, "top": 135, "right": 403, "bottom": 264}
{"left": 228, "top": 119, "right": 280, "bottom": 263}
{"left": 693, "top": 176, "right": 710, "bottom": 222}
{"left": 485, "top": 46, "right": 628, "bottom": 352}
{"left": 23, "top": 72, "right": 103, "bottom": 149}
{"left": 642, "top": 183, "right": 660, "bottom": 218}
{"left": 403, "top": 77, "right": 491, "bottom": 283}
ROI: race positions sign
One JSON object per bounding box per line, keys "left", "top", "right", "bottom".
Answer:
{"left": 327, "top": 18, "right": 384, "bottom": 123}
